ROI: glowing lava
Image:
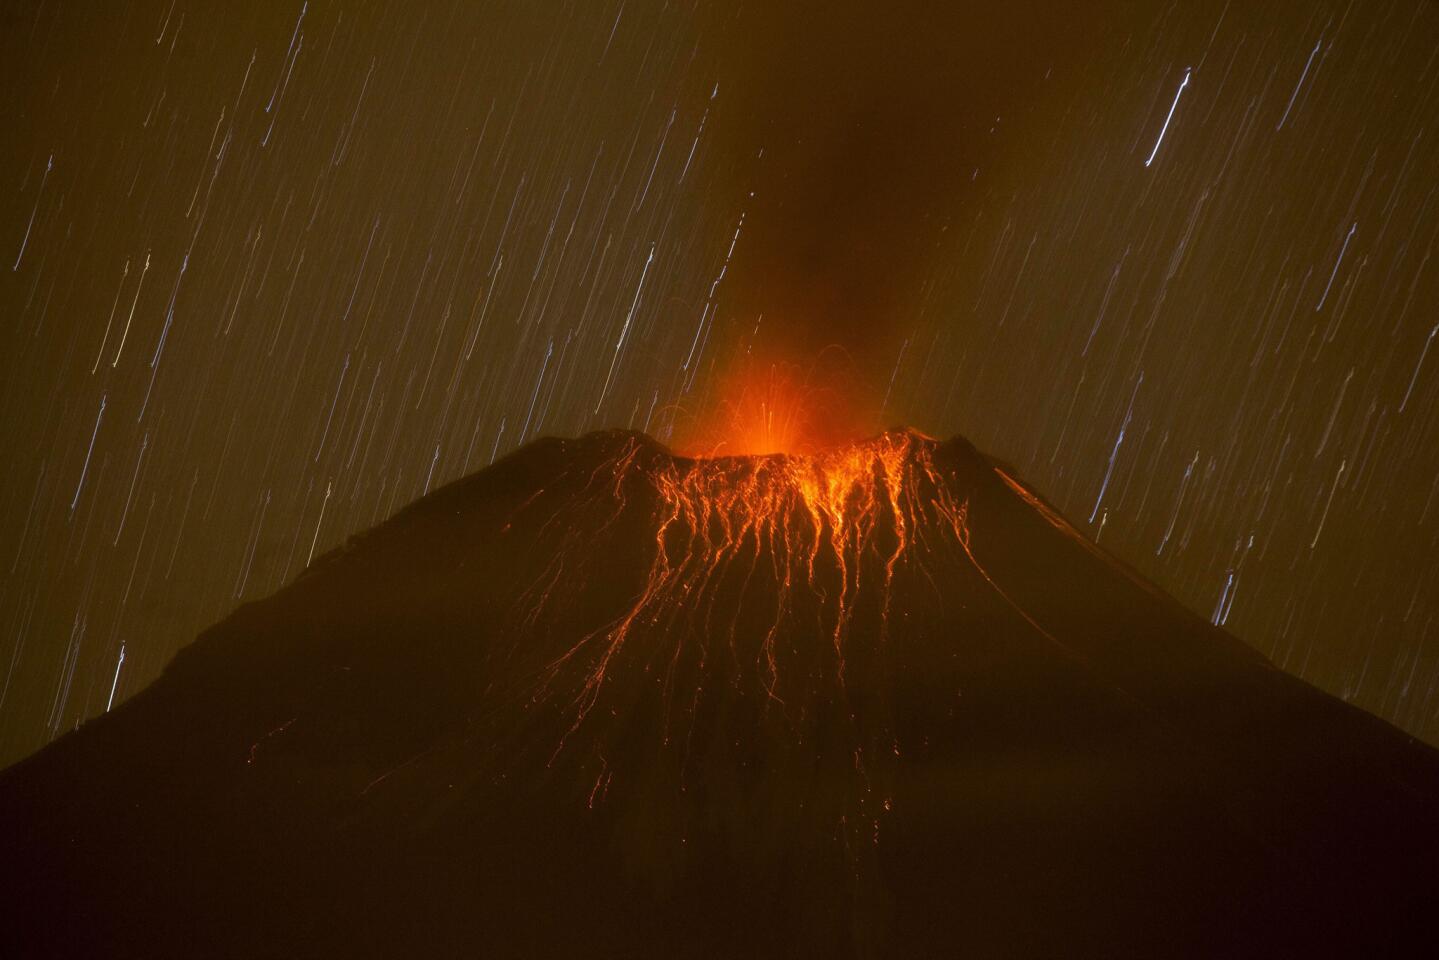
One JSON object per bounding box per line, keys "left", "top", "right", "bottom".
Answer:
{"left": 540, "top": 429, "right": 978, "bottom": 737}
{"left": 677, "top": 356, "right": 871, "bottom": 457}
{"left": 500, "top": 425, "right": 1066, "bottom": 862}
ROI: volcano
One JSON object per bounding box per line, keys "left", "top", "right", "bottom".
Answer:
{"left": 4, "top": 430, "right": 1437, "bottom": 958}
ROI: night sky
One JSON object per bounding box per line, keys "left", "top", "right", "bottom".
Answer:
{"left": 3, "top": 0, "right": 1438, "bottom": 768}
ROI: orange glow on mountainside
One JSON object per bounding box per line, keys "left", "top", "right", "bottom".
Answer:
{"left": 531, "top": 429, "right": 1054, "bottom": 755}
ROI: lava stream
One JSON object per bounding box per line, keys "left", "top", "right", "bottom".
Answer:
{"left": 535, "top": 430, "right": 977, "bottom": 744}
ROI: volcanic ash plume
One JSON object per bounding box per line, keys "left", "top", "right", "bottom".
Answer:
{"left": 698, "top": 1, "right": 1123, "bottom": 439}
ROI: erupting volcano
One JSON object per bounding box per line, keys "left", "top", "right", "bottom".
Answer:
{"left": 4, "top": 429, "right": 1438, "bottom": 958}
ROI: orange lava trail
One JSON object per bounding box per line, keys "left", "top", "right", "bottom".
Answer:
{"left": 538, "top": 430, "right": 976, "bottom": 751}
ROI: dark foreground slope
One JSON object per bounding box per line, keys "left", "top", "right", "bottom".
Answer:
{"left": 3, "top": 430, "right": 1437, "bottom": 959}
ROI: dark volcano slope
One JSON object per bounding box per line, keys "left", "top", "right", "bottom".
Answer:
{"left": 4, "top": 430, "right": 1437, "bottom": 959}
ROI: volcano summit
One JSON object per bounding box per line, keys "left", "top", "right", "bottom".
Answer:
{"left": 4, "top": 430, "right": 1437, "bottom": 958}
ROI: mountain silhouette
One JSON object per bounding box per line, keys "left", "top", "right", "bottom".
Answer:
{"left": 4, "top": 429, "right": 1437, "bottom": 958}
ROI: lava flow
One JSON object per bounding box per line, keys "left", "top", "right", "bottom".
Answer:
{"left": 530, "top": 429, "right": 991, "bottom": 747}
